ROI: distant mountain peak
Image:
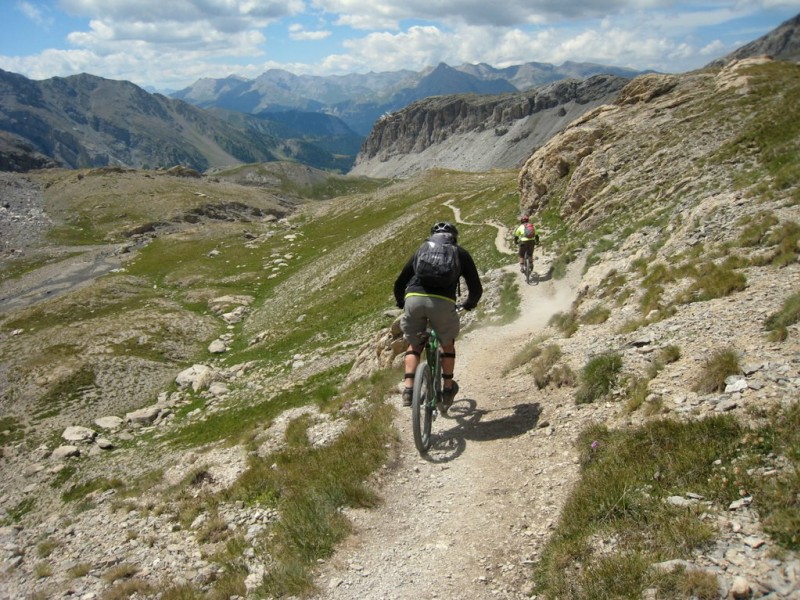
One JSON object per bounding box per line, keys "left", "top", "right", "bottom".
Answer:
{"left": 706, "top": 12, "right": 800, "bottom": 67}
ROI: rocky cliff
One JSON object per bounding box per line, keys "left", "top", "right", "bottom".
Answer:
{"left": 517, "top": 58, "right": 787, "bottom": 233}
{"left": 349, "top": 75, "right": 629, "bottom": 179}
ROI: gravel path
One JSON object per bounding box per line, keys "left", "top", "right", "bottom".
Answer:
{"left": 310, "top": 255, "right": 583, "bottom": 599}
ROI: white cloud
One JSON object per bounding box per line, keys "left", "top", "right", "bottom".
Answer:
{"left": 59, "top": 0, "right": 303, "bottom": 46}
{"left": 291, "top": 29, "right": 333, "bottom": 40}
{"left": 17, "top": 1, "right": 53, "bottom": 27}
{"left": 60, "top": 0, "right": 304, "bottom": 21}
{"left": 67, "top": 19, "right": 267, "bottom": 55}
{"left": 314, "top": 0, "right": 662, "bottom": 29}
{"left": 327, "top": 26, "right": 456, "bottom": 72}
{"left": 698, "top": 39, "right": 727, "bottom": 57}
{"left": 3, "top": 1, "right": 797, "bottom": 89}
{"left": 320, "top": 19, "right": 706, "bottom": 75}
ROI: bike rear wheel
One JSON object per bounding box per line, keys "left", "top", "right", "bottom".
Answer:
{"left": 523, "top": 253, "right": 532, "bottom": 283}
{"left": 411, "top": 362, "right": 434, "bottom": 453}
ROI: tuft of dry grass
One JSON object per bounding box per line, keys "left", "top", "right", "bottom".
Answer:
{"left": 693, "top": 348, "right": 741, "bottom": 394}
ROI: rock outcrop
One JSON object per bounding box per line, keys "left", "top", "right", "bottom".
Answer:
{"left": 350, "top": 75, "right": 630, "bottom": 179}
{"left": 517, "top": 59, "right": 776, "bottom": 229}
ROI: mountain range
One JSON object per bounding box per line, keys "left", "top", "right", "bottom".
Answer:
{"left": 0, "top": 13, "right": 798, "bottom": 176}
{"left": 0, "top": 61, "right": 651, "bottom": 175}
{"left": 172, "top": 61, "right": 650, "bottom": 136}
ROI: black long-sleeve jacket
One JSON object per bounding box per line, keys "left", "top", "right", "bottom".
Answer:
{"left": 393, "top": 243, "right": 483, "bottom": 310}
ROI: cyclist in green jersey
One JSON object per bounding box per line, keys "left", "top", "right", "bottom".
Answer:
{"left": 513, "top": 214, "right": 537, "bottom": 272}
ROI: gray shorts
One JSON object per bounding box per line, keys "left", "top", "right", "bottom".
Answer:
{"left": 401, "top": 295, "right": 460, "bottom": 347}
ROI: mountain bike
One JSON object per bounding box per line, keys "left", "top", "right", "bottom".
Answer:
{"left": 411, "top": 325, "right": 450, "bottom": 454}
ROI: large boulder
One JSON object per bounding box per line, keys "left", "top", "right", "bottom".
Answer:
{"left": 176, "top": 364, "right": 215, "bottom": 391}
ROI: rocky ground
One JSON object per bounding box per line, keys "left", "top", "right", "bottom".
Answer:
{"left": 0, "top": 169, "right": 799, "bottom": 600}
{"left": 309, "top": 255, "right": 584, "bottom": 600}
{"left": 309, "top": 252, "right": 800, "bottom": 600}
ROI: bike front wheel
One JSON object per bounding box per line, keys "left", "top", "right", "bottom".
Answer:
{"left": 411, "top": 362, "right": 434, "bottom": 454}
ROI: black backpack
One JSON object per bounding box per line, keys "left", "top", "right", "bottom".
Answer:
{"left": 414, "top": 233, "right": 460, "bottom": 288}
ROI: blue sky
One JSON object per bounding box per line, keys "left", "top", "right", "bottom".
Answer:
{"left": 1, "top": 1, "right": 799, "bottom": 92}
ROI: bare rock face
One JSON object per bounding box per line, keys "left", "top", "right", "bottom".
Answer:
{"left": 346, "top": 312, "right": 405, "bottom": 384}
{"left": 614, "top": 73, "right": 679, "bottom": 105}
{"left": 517, "top": 122, "right": 605, "bottom": 216}
{"left": 351, "top": 75, "right": 629, "bottom": 178}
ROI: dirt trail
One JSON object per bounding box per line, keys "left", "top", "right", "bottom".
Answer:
{"left": 310, "top": 246, "right": 583, "bottom": 599}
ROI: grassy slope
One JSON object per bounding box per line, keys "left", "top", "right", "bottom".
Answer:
{"left": 0, "top": 163, "right": 523, "bottom": 597}
{"left": 0, "top": 164, "right": 520, "bottom": 444}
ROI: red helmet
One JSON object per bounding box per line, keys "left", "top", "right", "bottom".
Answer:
{"left": 520, "top": 215, "right": 529, "bottom": 223}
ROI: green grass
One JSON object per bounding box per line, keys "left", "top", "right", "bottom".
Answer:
{"left": 492, "top": 271, "right": 522, "bottom": 324}
{"left": 3, "top": 278, "right": 161, "bottom": 332}
{"left": 597, "top": 269, "right": 627, "bottom": 300}
{"left": 549, "top": 309, "right": 579, "bottom": 337}
{"left": 33, "top": 365, "right": 96, "bottom": 422}
{"left": 533, "top": 404, "right": 800, "bottom": 598}
{"left": 168, "top": 365, "right": 349, "bottom": 448}
{"left": 4, "top": 498, "right": 36, "bottom": 524}
{"left": 738, "top": 212, "right": 779, "bottom": 247}
{"left": 623, "top": 376, "right": 651, "bottom": 414}
{"left": 765, "top": 290, "right": 800, "bottom": 341}
{"left": 678, "top": 261, "right": 747, "bottom": 304}
{"left": 692, "top": 347, "right": 741, "bottom": 394}
{"left": 62, "top": 476, "right": 126, "bottom": 503}
{"left": 503, "top": 336, "right": 549, "bottom": 374}
{"left": 760, "top": 221, "right": 800, "bottom": 268}
{"left": 224, "top": 399, "right": 395, "bottom": 597}
{"left": 531, "top": 344, "right": 564, "bottom": 389}
{"left": 576, "top": 351, "right": 623, "bottom": 404}
{"left": 0, "top": 416, "right": 25, "bottom": 447}
{"left": 153, "top": 366, "right": 401, "bottom": 599}
{"left": 580, "top": 305, "right": 610, "bottom": 325}
{"left": 713, "top": 62, "right": 800, "bottom": 202}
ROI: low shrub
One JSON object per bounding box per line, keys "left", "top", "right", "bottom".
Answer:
{"left": 681, "top": 262, "right": 747, "bottom": 303}
{"left": 532, "top": 344, "right": 563, "bottom": 389}
{"left": 693, "top": 348, "right": 741, "bottom": 394}
{"left": 549, "top": 310, "right": 578, "bottom": 337}
{"left": 765, "top": 290, "right": 800, "bottom": 341}
{"left": 580, "top": 305, "right": 611, "bottom": 325}
{"left": 576, "top": 352, "right": 623, "bottom": 404}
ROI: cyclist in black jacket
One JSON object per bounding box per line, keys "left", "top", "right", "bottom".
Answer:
{"left": 393, "top": 222, "right": 482, "bottom": 407}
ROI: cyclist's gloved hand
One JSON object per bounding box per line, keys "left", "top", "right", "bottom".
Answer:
{"left": 396, "top": 300, "right": 405, "bottom": 309}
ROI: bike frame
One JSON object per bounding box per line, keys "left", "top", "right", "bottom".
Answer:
{"left": 423, "top": 328, "right": 443, "bottom": 407}
{"left": 411, "top": 327, "right": 444, "bottom": 454}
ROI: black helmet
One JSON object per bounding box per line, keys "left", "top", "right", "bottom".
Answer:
{"left": 431, "top": 221, "right": 458, "bottom": 241}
